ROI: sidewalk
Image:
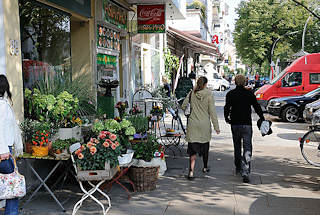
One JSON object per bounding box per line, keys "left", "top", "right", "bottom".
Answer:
{"left": 18, "top": 92, "right": 320, "bottom": 214}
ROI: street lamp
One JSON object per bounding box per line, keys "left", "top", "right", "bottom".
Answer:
{"left": 301, "top": 7, "right": 320, "bottom": 53}
{"left": 270, "top": 31, "right": 299, "bottom": 79}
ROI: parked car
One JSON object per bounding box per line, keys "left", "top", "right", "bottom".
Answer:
{"left": 255, "top": 53, "right": 320, "bottom": 111}
{"left": 309, "top": 109, "right": 320, "bottom": 125}
{"left": 208, "top": 72, "right": 230, "bottom": 91}
{"left": 303, "top": 99, "right": 320, "bottom": 124}
{"left": 267, "top": 87, "right": 320, "bottom": 122}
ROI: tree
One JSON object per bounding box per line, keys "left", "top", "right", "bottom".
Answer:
{"left": 233, "top": 0, "right": 320, "bottom": 68}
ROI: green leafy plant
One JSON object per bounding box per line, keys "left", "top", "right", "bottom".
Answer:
{"left": 73, "top": 131, "right": 122, "bottom": 170}
{"left": 52, "top": 138, "right": 78, "bottom": 151}
{"left": 164, "top": 49, "right": 179, "bottom": 80}
{"left": 127, "top": 116, "right": 149, "bottom": 134}
{"left": 132, "top": 134, "right": 160, "bottom": 162}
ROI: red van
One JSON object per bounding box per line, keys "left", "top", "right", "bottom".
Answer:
{"left": 255, "top": 53, "right": 320, "bottom": 109}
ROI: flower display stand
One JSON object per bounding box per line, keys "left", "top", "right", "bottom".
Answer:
{"left": 76, "top": 162, "right": 118, "bottom": 181}
{"left": 129, "top": 166, "right": 160, "bottom": 192}
{"left": 69, "top": 143, "right": 116, "bottom": 215}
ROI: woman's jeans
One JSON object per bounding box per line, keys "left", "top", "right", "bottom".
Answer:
{"left": 0, "top": 147, "right": 19, "bottom": 215}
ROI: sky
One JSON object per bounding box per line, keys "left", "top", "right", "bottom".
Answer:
{"left": 225, "top": 0, "right": 242, "bottom": 31}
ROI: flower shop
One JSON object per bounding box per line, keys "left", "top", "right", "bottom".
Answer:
{"left": 19, "top": 76, "right": 169, "bottom": 213}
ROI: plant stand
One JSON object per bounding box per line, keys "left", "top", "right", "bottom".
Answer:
{"left": 70, "top": 143, "right": 117, "bottom": 215}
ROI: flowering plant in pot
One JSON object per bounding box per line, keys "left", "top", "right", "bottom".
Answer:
{"left": 31, "top": 128, "right": 52, "bottom": 157}
{"left": 115, "top": 101, "right": 128, "bottom": 119}
{"left": 73, "top": 131, "right": 122, "bottom": 170}
{"left": 129, "top": 104, "right": 142, "bottom": 116}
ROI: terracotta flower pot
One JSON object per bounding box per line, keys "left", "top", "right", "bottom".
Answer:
{"left": 32, "top": 146, "right": 49, "bottom": 157}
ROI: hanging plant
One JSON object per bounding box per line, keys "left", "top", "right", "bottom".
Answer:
{"left": 164, "top": 48, "right": 179, "bottom": 80}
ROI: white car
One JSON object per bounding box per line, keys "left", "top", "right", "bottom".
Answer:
{"left": 211, "top": 73, "right": 230, "bottom": 91}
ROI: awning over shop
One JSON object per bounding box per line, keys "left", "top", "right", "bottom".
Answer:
{"left": 167, "top": 26, "right": 219, "bottom": 56}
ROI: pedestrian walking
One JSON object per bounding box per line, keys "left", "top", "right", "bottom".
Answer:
{"left": 224, "top": 74, "right": 265, "bottom": 183}
{"left": 181, "top": 76, "right": 220, "bottom": 180}
{"left": 0, "top": 74, "right": 23, "bottom": 215}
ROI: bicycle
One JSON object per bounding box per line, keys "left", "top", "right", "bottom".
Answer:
{"left": 153, "top": 97, "right": 187, "bottom": 157}
{"left": 299, "top": 125, "right": 320, "bottom": 167}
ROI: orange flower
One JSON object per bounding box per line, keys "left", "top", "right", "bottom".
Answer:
{"left": 78, "top": 153, "right": 84, "bottom": 159}
{"left": 75, "top": 149, "right": 82, "bottom": 155}
{"left": 103, "top": 141, "right": 109, "bottom": 148}
{"left": 35, "top": 136, "right": 38, "bottom": 139}
{"left": 111, "top": 143, "right": 116, "bottom": 150}
{"left": 87, "top": 142, "right": 94, "bottom": 148}
{"left": 80, "top": 145, "right": 85, "bottom": 150}
{"left": 32, "top": 141, "right": 37, "bottom": 145}
{"left": 94, "top": 139, "right": 99, "bottom": 144}
{"left": 90, "top": 146, "right": 97, "bottom": 155}
{"left": 110, "top": 134, "right": 117, "bottom": 141}
{"left": 45, "top": 134, "right": 49, "bottom": 137}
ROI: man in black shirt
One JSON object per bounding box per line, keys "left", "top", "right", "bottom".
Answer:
{"left": 224, "top": 74, "right": 265, "bottom": 183}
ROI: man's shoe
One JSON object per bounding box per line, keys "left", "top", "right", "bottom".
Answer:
{"left": 203, "top": 168, "right": 210, "bottom": 174}
{"left": 243, "top": 175, "right": 250, "bottom": 183}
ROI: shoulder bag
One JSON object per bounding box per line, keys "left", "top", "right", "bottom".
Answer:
{"left": 184, "top": 91, "right": 192, "bottom": 118}
{"left": 0, "top": 155, "right": 26, "bottom": 199}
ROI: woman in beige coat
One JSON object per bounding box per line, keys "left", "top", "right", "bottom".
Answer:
{"left": 181, "top": 76, "right": 220, "bottom": 180}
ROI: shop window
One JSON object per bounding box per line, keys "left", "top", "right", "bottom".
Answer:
{"left": 19, "top": 0, "right": 71, "bottom": 89}
{"left": 310, "top": 73, "right": 320, "bottom": 84}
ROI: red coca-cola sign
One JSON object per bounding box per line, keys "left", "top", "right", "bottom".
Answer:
{"left": 137, "top": 5, "right": 165, "bottom": 33}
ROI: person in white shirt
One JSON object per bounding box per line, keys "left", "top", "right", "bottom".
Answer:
{"left": 0, "top": 74, "right": 23, "bottom": 215}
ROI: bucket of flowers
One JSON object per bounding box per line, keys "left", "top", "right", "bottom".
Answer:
{"left": 73, "top": 131, "right": 122, "bottom": 181}
{"left": 31, "top": 129, "right": 52, "bottom": 157}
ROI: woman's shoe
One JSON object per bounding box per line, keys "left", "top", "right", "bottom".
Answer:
{"left": 187, "top": 171, "right": 195, "bottom": 180}
{"left": 202, "top": 168, "right": 210, "bottom": 174}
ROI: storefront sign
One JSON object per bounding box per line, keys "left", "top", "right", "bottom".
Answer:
{"left": 137, "top": 5, "right": 165, "bottom": 33}
{"left": 211, "top": 35, "right": 219, "bottom": 45}
{"left": 104, "top": 0, "right": 127, "bottom": 29}
{"left": 97, "top": 53, "right": 117, "bottom": 68}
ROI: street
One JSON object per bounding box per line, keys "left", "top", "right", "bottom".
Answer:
{"left": 20, "top": 88, "right": 320, "bottom": 215}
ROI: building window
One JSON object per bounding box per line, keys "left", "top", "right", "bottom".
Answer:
{"left": 19, "top": 0, "right": 71, "bottom": 89}
{"left": 310, "top": 73, "right": 320, "bottom": 84}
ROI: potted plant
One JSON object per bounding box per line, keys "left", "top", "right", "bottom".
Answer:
{"left": 150, "top": 105, "right": 164, "bottom": 122}
{"left": 115, "top": 101, "right": 128, "bottom": 119}
{"left": 129, "top": 134, "right": 164, "bottom": 191}
{"left": 129, "top": 104, "right": 143, "bottom": 116}
{"left": 127, "top": 116, "right": 149, "bottom": 139}
{"left": 51, "top": 138, "right": 78, "bottom": 154}
{"left": 21, "top": 119, "right": 55, "bottom": 154}
{"left": 72, "top": 131, "right": 122, "bottom": 180}
{"left": 31, "top": 127, "right": 52, "bottom": 157}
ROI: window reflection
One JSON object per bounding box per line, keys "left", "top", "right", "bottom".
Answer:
{"left": 19, "top": 0, "right": 71, "bottom": 89}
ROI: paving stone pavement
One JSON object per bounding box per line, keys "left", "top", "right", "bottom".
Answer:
{"left": 16, "top": 90, "right": 320, "bottom": 214}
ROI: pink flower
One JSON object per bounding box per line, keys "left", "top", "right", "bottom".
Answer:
{"left": 103, "top": 141, "right": 110, "bottom": 148}
{"left": 87, "top": 142, "right": 94, "bottom": 148}
{"left": 111, "top": 144, "right": 116, "bottom": 150}
{"left": 75, "top": 149, "right": 82, "bottom": 156}
{"left": 90, "top": 146, "right": 97, "bottom": 155}
{"left": 106, "top": 131, "right": 110, "bottom": 136}
{"left": 94, "top": 139, "right": 99, "bottom": 144}
{"left": 99, "top": 133, "right": 107, "bottom": 139}
{"left": 115, "top": 141, "right": 120, "bottom": 146}
{"left": 110, "top": 134, "right": 117, "bottom": 141}
{"left": 78, "top": 153, "right": 84, "bottom": 159}
{"left": 106, "top": 139, "right": 112, "bottom": 144}
{"left": 80, "top": 145, "right": 85, "bottom": 150}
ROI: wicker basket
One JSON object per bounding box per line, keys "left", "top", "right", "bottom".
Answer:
{"left": 129, "top": 166, "right": 160, "bottom": 192}
{"left": 76, "top": 161, "right": 118, "bottom": 181}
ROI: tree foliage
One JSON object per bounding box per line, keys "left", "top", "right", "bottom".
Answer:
{"left": 233, "top": 0, "right": 320, "bottom": 67}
